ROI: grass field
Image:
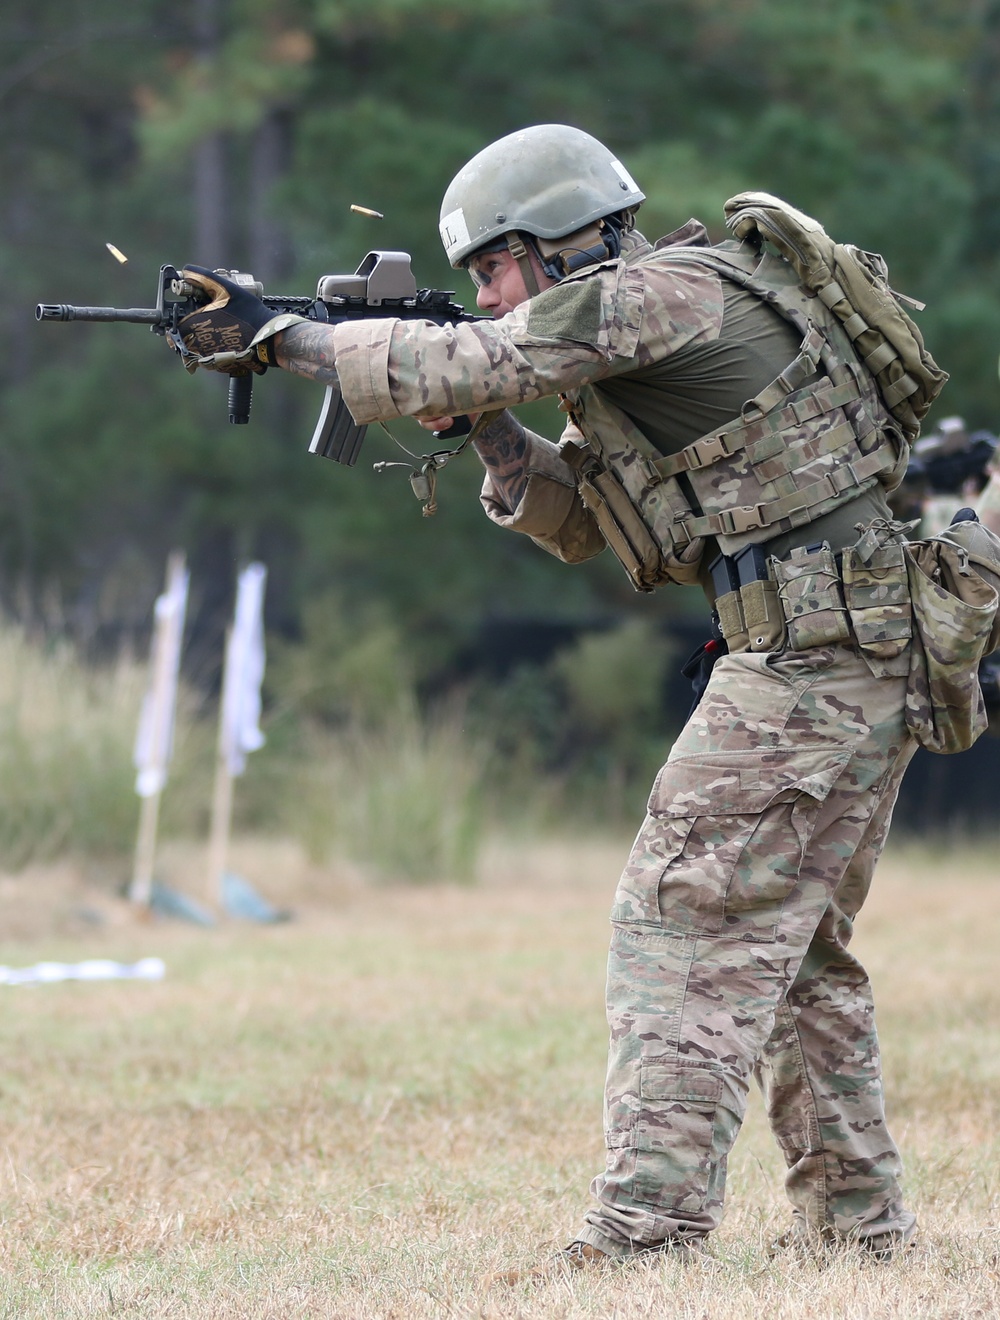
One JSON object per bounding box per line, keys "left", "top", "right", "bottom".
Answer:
{"left": 0, "top": 834, "right": 997, "bottom": 1318}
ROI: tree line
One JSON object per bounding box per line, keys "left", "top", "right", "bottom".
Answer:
{"left": 3, "top": 0, "right": 999, "bottom": 692}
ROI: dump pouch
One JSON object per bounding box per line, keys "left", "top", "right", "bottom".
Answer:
{"left": 773, "top": 543, "right": 851, "bottom": 651}
{"left": 903, "top": 538, "right": 998, "bottom": 754}
{"left": 935, "top": 514, "right": 1000, "bottom": 655}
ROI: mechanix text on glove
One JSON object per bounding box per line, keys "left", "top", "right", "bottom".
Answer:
{"left": 177, "top": 266, "right": 306, "bottom": 374}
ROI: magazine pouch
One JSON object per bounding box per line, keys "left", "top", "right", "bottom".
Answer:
{"left": 842, "top": 527, "right": 911, "bottom": 678}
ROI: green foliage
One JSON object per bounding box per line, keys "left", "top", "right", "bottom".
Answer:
{"left": 623, "top": 142, "right": 756, "bottom": 245}
{"left": 553, "top": 618, "right": 671, "bottom": 745}
{"left": 0, "top": 627, "right": 158, "bottom": 869}
{"left": 0, "top": 617, "right": 487, "bottom": 884}
{"left": 284, "top": 707, "right": 487, "bottom": 884}
{"left": 4, "top": 0, "right": 1000, "bottom": 780}
{"left": 265, "top": 590, "right": 415, "bottom": 725}
{"left": 257, "top": 597, "right": 488, "bottom": 882}
{"left": 464, "top": 617, "right": 678, "bottom": 826}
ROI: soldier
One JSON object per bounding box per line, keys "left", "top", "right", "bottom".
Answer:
{"left": 177, "top": 125, "right": 930, "bottom": 1272}
{"left": 976, "top": 442, "right": 1000, "bottom": 537}
{"left": 910, "top": 415, "right": 996, "bottom": 536}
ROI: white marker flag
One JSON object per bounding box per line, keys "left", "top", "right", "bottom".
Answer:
{"left": 220, "top": 562, "right": 267, "bottom": 776}
{"left": 133, "top": 554, "right": 189, "bottom": 798}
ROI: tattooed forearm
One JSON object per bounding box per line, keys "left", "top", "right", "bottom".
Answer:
{"left": 474, "top": 409, "right": 530, "bottom": 513}
{"left": 275, "top": 324, "right": 341, "bottom": 386}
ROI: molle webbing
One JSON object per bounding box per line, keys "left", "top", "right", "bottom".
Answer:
{"left": 650, "top": 376, "right": 869, "bottom": 482}
{"left": 620, "top": 243, "right": 900, "bottom": 552}
{"left": 733, "top": 322, "right": 827, "bottom": 417}
{"left": 725, "top": 193, "right": 949, "bottom": 440}
{"left": 683, "top": 444, "right": 895, "bottom": 539}
{"left": 560, "top": 228, "right": 918, "bottom": 590}
{"left": 815, "top": 279, "right": 919, "bottom": 407}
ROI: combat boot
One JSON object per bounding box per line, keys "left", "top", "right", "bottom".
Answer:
{"left": 768, "top": 1220, "right": 917, "bottom": 1264}
{"left": 489, "top": 1234, "right": 703, "bottom": 1285}
{"left": 488, "top": 1240, "right": 613, "bottom": 1285}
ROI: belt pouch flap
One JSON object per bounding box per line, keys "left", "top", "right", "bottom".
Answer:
{"left": 715, "top": 588, "right": 749, "bottom": 652}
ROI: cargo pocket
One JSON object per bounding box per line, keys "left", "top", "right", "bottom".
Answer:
{"left": 612, "top": 815, "right": 695, "bottom": 924}
{"left": 607, "top": 1058, "right": 725, "bottom": 1213}
{"left": 644, "top": 747, "right": 851, "bottom": 940}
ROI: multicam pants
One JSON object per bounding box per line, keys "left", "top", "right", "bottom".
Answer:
{"left": 578, "top": 642, "right": 918, "bottom": 1253}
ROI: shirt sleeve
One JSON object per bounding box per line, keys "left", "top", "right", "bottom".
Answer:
{"left": 330, "top": 258, "right": 723, "bottom": 425}
{"left": 331, "top": 310, "right": 612, "bottom": 424}
{"left": 479, "top": 423, "right": 607, "bottom": 564}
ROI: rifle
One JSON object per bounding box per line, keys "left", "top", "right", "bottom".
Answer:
{"left": 36, "top": 251, "right": 480, "bottom": 465}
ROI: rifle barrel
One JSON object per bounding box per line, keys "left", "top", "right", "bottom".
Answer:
{"left": 35, "top": 304, "right": 164, "bottom": 324}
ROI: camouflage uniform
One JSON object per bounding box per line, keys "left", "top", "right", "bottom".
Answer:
{"left": 584, "top": 645, "right": 916, "bottom": 1253}
{"left": 332, "top": 225, "right": 918, "bottom": 1253}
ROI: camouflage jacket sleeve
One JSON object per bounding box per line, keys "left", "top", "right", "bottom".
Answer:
{"left": 479, "top": 422, "right": 608, "bottom": 564}
{"left": 329, "top": 256, "right": 723, "bottom": 425}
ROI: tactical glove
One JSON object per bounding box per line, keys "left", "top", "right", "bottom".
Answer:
{"left": 175, "top": 266, "right": 306, "bottom": 374}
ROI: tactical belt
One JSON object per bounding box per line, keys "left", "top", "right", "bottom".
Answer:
{"left": 714, "top": 517, "right": 917, "bottom": 684}
{"left": 711, "top": 540, "right": 851, "bottom": 656}
{"left": 710, "top": 541, "right": 844, "bottom": 593}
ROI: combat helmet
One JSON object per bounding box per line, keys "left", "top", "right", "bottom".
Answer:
{"left": 439, "top": 124, "right": 645, "bottom": 293}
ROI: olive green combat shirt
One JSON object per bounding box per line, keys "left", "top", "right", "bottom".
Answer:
{"left": 331, "top": 222, "right": 891, "bottom": 594}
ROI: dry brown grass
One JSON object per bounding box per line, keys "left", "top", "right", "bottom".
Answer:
{"left": 0, "top": 834, "right": 997, "bottom": 1318}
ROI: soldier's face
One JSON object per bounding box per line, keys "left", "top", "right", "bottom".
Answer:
{"left": 467, "top": 247, "right": 553, "bottom": 316}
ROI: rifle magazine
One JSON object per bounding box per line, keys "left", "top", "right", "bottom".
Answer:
{"left": 309, "top": 385, "right": 367, "bottom": 465}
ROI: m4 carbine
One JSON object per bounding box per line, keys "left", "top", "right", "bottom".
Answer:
{"left": 36, "top": 252, "right": 480, "bottom": 464}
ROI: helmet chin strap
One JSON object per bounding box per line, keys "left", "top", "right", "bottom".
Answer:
{"left": 504, "top": 233, "right": 541, "bottom": 297}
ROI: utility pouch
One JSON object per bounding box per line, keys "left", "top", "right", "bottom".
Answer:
{"left": 742, "top": 578, "right": 785, "bottom": 652}
{"left": 773, "top": 543, "right": 851, "bottom": 651}
{"left": 711, "top": 549, "right": 784, "bottom": 653}
{"left": 710, "top": 554, "right": 748, "bottom": 651}
{"left": 575, "top": 464, "right": 666, "bottom": 593}
{"left": 842, "top": 534, "right": 912, "bottom": 677}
